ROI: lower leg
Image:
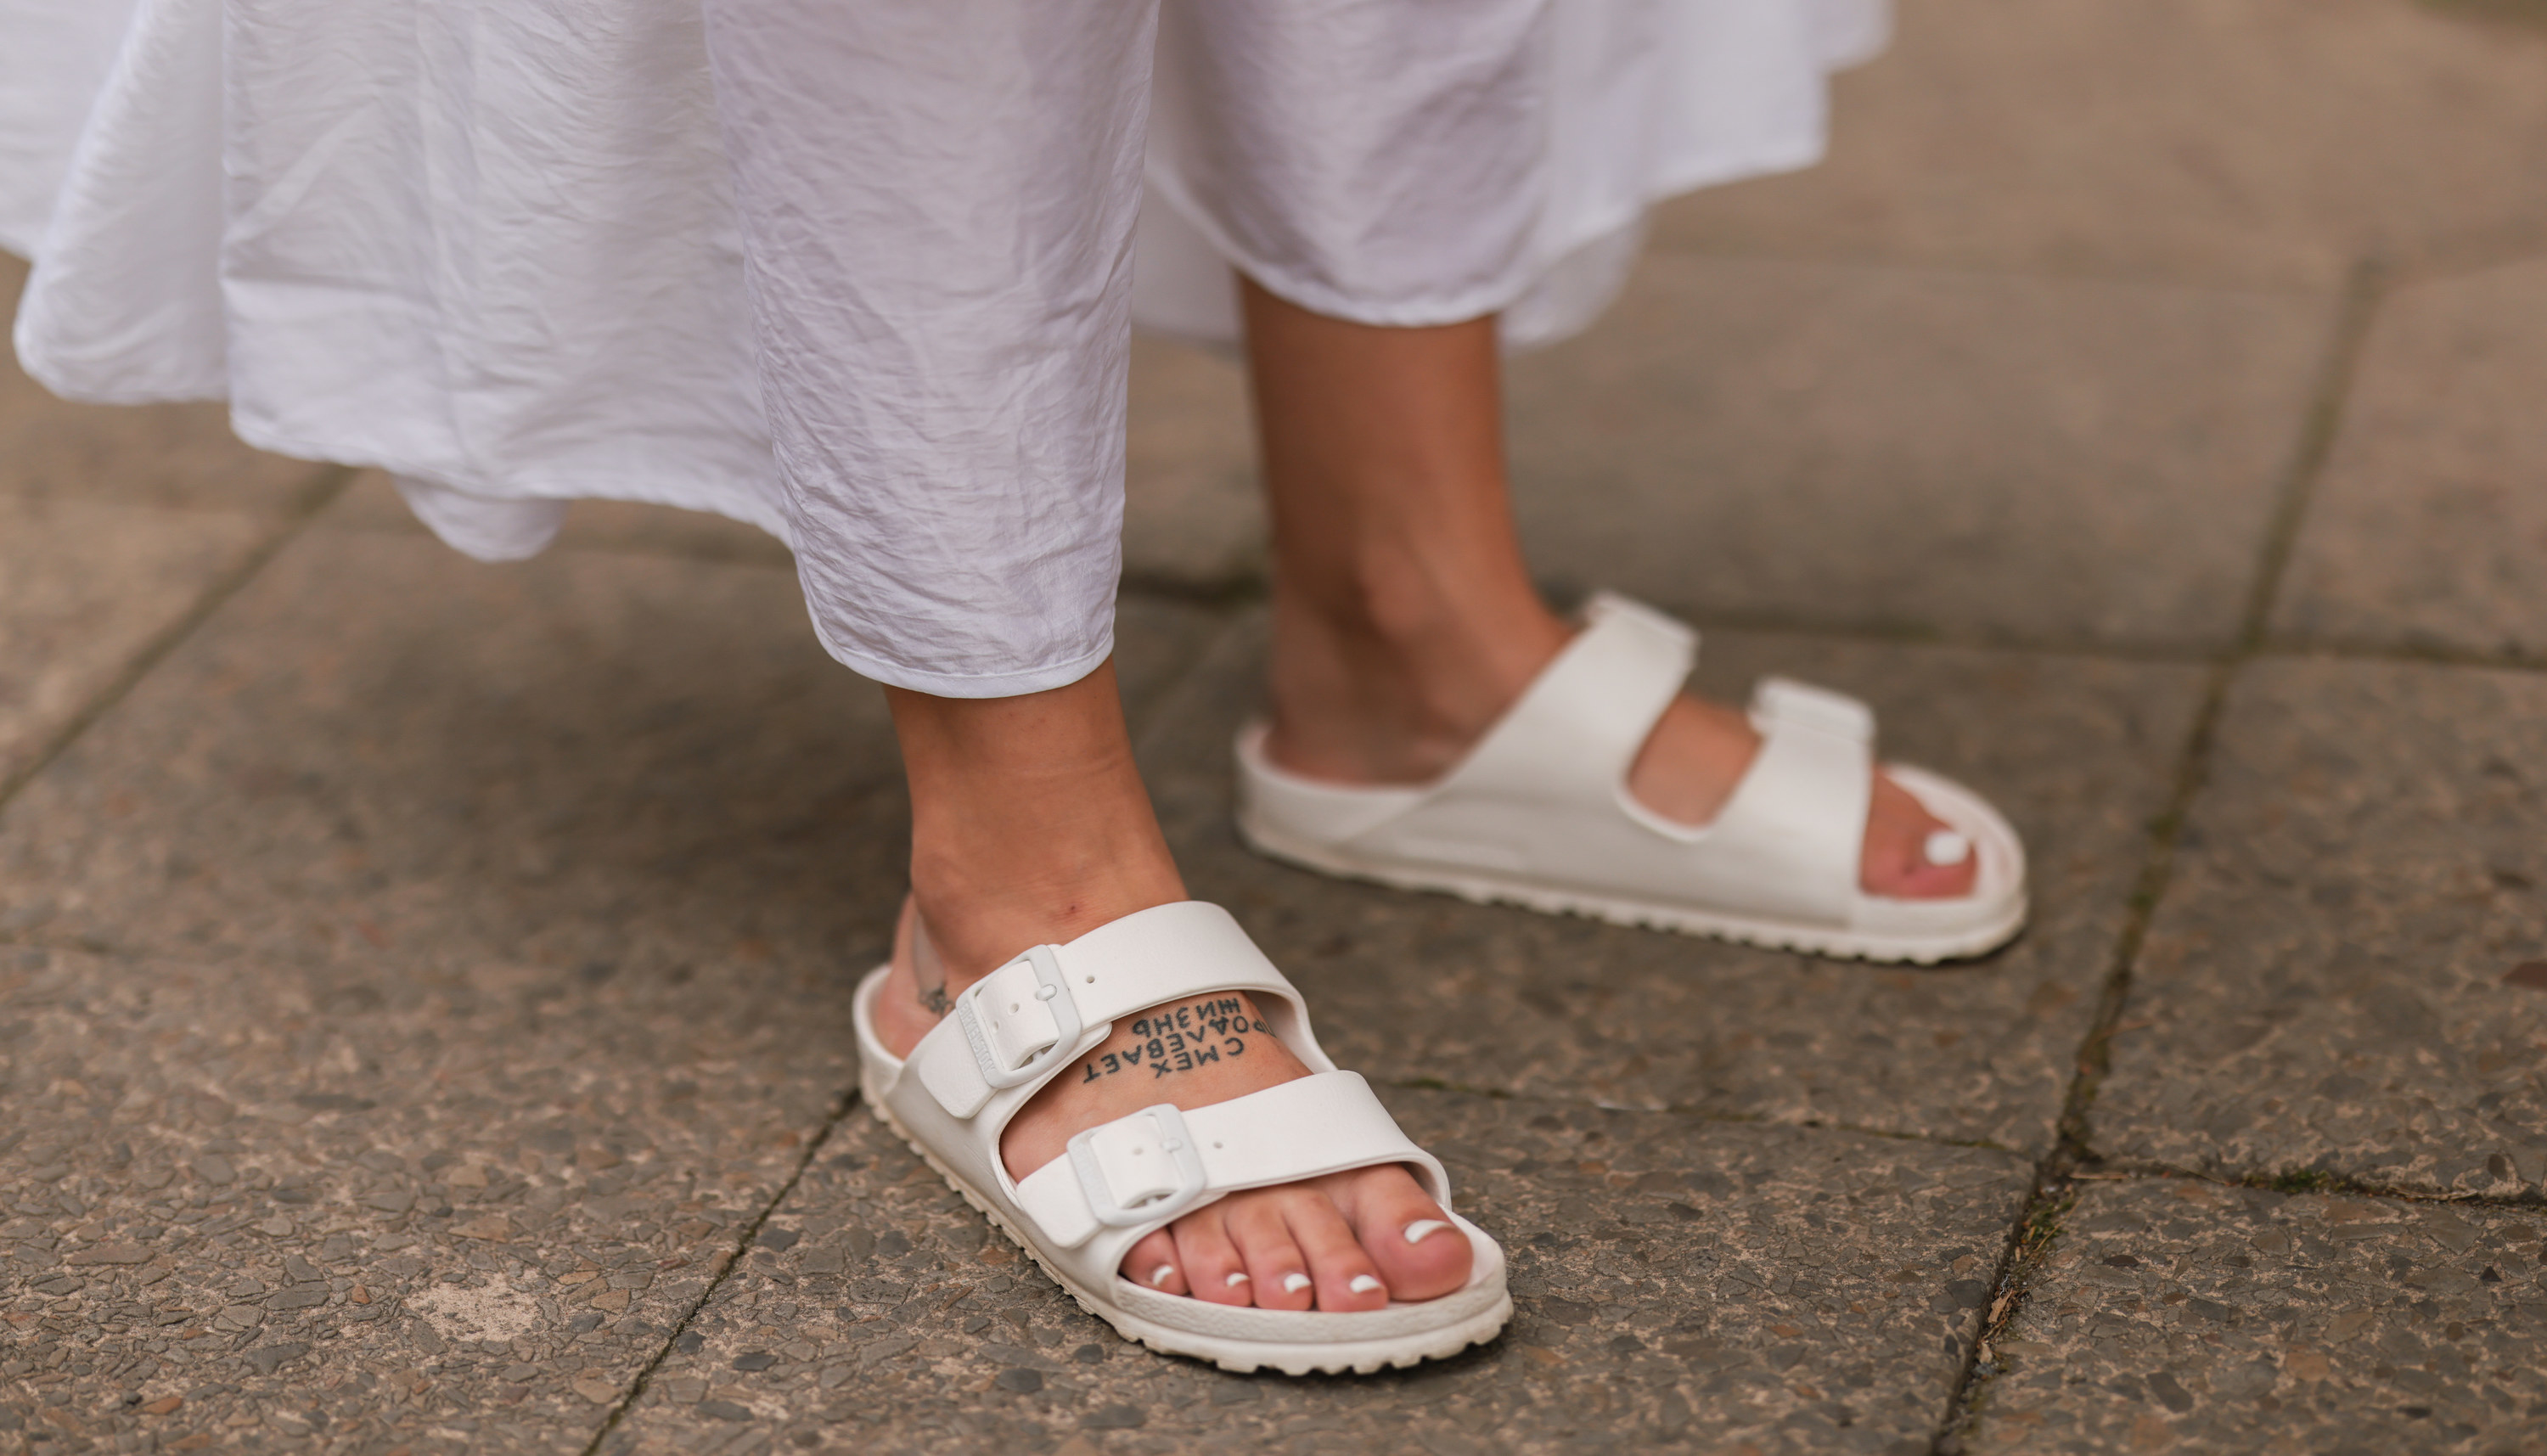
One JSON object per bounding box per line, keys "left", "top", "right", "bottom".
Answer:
{"left": 1240, "top": 277, "right": 1975, "bottom": 898}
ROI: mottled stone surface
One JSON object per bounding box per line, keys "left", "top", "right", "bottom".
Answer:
{"left": 1967, "top": 1179, "right": 2547, "bottom": 1454}
{"left": 2277, "top": 259, "right": 2547, "bottom": 660}
{"left": 1, "top": 256, "right": 326, "bottom": 514}
{"left": 1504, "top": 253, "right": 2333, "bottom": 651}
{"left": 0, "top": 499, "right": 267, "bottom": 786}
{"left": 1135, "top": 614, "right": 2203, "bottom": 1154}
{"left": 2096, "top": 660, "right": 2547, "bottom": 1195}
{"left": 1657, "top": 0, "right": 2547, "bottom": 289}
{"left": 606, "top": 1092, "right": 2030, "bottom": 1456}
{"left": 0, "top": 938, "right": 817, "bottom": 1454}
{"left": 0, "top": 526, "right": 1226, "bottom": 974}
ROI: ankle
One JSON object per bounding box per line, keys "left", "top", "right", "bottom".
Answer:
{"left": 907, "top": 828, "right": 1184, "bottom": 989}
{"left": 1265, "top": 566, "right": 1569, "bottom": 785}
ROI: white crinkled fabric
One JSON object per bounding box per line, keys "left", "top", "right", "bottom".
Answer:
{"left": 2, "top": 0, "right": 1885, "bottom": 696}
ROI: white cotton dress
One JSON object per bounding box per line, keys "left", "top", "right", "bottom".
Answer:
{"left": 1, "top": 0, "right": 1885, "bottom": 696}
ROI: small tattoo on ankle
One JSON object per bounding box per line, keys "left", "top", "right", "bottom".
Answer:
{"left": 1077, "top": 995, "right": 1274, "bottom": 1084}
{"left": 919, "top": 986, "right": 951, "bottom": 1015}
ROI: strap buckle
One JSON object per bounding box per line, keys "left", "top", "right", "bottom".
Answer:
{"left": 953, "top": 945, "right": 1082, "bottom": 1091}
{"left": 1066, "top": 1103, "right": 1210, "bottom": 1228}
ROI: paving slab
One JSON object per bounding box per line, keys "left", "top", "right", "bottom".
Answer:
{"left": 0, "top": 530, "right": 1227, "bottom": 1449}
{"left": 0, "top": 936, "right": 829, "bottom": 1456}
{"left": 0, "top": 524, "right": 1227, "bottom": 972}
{"left": 2095, "top": 658, "right": 2547, "bottom": 1196}
{"left": 2, "top": 255, "right": 324, "bottom": 514}
{"left": 1655, "top": 0, "right": 2547, "bottom": 290}
{"left": 2275, "top": 259, "right": 2547, "bottom": 661}
{"left": 0, "top": 498, "right": 267, "bottom": 788}
{"left": 1133, "top": 614, "right": 2204, "bottom": 1155}
{"left": 606, "top": 1090, "right": 2031, "bottom": 1456}
{"left": 1966, "top": 1178, "right": 2547, "bottom": 1454}
{"left": 1502, "top": 253, "right": 2331, "bottom": 652}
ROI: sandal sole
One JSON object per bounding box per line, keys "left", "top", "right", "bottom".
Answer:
{"left": 1236, "top": 814, "right": 2025, "bottom": 966}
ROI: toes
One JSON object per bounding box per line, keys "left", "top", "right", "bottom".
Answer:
{"left": 1224, "top": 1194, "right": 1315, "bottom": 1311}
{"left": 1169, "top": 1206, "right": 1253, "bottom": 1307}
{"left": 1329, "top": 1166, "right": 1472, "bottom": 1303}
{"left": 1862, "top": 773, "right": 1978, "bottom": 900}
{"left": 1282, "top": 1189, "right": 1391, "bottom": 1313}
{"left": 1119, "top": 1228, "right": 1185, "bottom": 1296}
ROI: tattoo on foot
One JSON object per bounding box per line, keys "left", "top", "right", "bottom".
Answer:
{"left": 1078, "top": 995, "right": 1273, "bottom": 1083}
{"left": 919, "top": 985, "right": 951, "bottom": 1015}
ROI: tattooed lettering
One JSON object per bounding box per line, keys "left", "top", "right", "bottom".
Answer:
{"left": 1078, "top": 995, "right": 1275, "bottom": 1082}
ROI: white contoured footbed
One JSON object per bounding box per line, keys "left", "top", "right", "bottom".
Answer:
{"left": 850, "top": 902, "right": 1511, "bottom": 1374}
{"left": 1236, "top": 592, "right": 2027, "bottom": 964}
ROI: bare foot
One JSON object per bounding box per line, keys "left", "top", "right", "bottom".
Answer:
{"left": 1263, "top": 620, "right": 1976, "bottom": 901}
{"left": 869, "top": 899, "right": 1474, "bottom": 1311}
{"left": 1626, "top": 694, "right": 1979, "bottom": 901}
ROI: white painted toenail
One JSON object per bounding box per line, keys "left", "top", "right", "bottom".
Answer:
{"left": 1403, "top": 1220, "right": 1452, "bottom": 1245}
{"left": 1225, "top": 1272, "right": 1250, "bottom": 1287}
{"left": 1282, "top": 1273, "right": 1313, "bottom": 1294}
{"left": 1923, "top": 829, "right": 1971, "bottom": 867}
{"left": 1349, "top": 1275, "right": 1382, "bottom": 1294}
{"left": 1148, "top": 1264, "right": 1176, "bottom": 1287}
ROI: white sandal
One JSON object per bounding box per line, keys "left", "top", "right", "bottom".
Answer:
{"left": 851, "top": 901, "right": 1512, "bottom": 1374}
{"left": 1235, "top": 593, "right": 2027, "bottom": 964}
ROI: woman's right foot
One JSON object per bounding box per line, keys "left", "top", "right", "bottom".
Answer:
{"left": 869, "top": 897, "right": 1474, "bottom": 1311}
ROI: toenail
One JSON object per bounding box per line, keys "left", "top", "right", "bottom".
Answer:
{"left": 1923, "top": 829, "right": 1971, "bottom": 867}
{"left": 1225, "top": 1272, "right": 1249, "bottom": 1287}
{"left": 1148, "top": 1264, "right": 1176, "bottom": 1287}
{"left": 1282, "top": 1273, "right": 1312, "bottom": 1294}
{"left": 1403, "top": 1219, "right": 1452, "bottom": 1245}
{"left": 1349, "top": 1275, "right": 1382, "bottom": 1294}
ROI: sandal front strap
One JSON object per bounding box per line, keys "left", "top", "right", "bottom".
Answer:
{"left": 911, "top": 901, "right": 1322, "bottom": 1120}
{"left": 1009, "top": 1071, "right": 1447, "bottom": 1251}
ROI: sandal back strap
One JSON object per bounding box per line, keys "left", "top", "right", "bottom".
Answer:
{"left": 1010, "top": 1071, "right": 1444, "bottom": 1250}
{"left": 911, "top": 901, "right": 1318, "bottom": 1120}
{"left": 1428, "top": 591, "right": 1695, "bottom": 810}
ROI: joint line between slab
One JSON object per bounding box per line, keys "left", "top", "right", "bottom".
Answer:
{"left": 1926, "top": 257, "right": 2390, "bottom": 1455}
{"left": 0, "top": 463, "right": 357, "bottom": 817}
{"left": 577, "top": 1086, "right": 860, "bottom": 1456}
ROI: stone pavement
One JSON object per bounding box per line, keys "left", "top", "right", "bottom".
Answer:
{"left": 5, "top": 2, "right": 2547, "bottom": 1452}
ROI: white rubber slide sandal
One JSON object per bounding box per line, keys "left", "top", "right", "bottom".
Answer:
{"left": 1235, "top": 593, "right": 2027, "bottom": 964}
{"left": 850, "top": 901, "right": 1512, "bottom": 1374}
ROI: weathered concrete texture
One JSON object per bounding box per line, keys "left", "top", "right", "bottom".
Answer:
{"left": 0, "top": 939, "right": 817, "bottom": 1455}
{"left": 2095, "top": 659, "right": 2547, "bottom": 1195}
{"left": 1967, "top": 1178, "right": 2547, "bottom": 1455}
{"left": 0, "top": 525, "right": 1226, "bottom": 975}
{"left": 606, "top": 1091, "right": 2030, "bottom": 1456}
{"left": 1656, "top": 0, "right": 2547, "bottom": 290}
{"left": 2276, "top": 259, "right": 2547, "bottom": 660}
{"left": 0, "top": 498, "right": 267, "bottom": 786}
{"left": 0, "top": 531, "right": 1229, "bottom": 1450}
{"left": 1135, "top": 615, "right": 2203, "bottom": 1154}
{"left": 1503, "top": 254, "right": 2332, "bottom": 651}
{"left": 1, "top": 256, "right": 325, "bottom": 514}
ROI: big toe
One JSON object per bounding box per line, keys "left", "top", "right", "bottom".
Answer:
{"left": 1861, "top": 771, "right": 1978, "bottom": 900}
{"left": 1330, "top": 1166, "right": 1473, "bottom": 1302}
